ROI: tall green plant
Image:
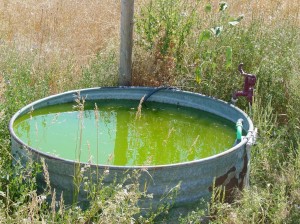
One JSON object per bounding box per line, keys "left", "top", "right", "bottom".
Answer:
{"left": 192, "top": 2, "right": 244, "bottom": 88}
{"left": 134, "top": 1, "right": 243, "bottom": 89}
{"left": 135, "top": 0, "right": 200, "bottom": 66}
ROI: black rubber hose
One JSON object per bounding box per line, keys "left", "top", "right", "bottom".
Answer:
{"left": 143, "top": 86, "right": 178, "bottom": 104}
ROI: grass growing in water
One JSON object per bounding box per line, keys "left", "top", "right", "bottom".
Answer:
{"left": 72, "top": 92, "right": 86, "bottom": 205}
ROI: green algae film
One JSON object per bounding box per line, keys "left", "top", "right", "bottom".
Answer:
{"left": 13, "top": 100, "right": 236, "bottom": 166}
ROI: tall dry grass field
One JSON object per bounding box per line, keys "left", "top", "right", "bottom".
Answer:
{"left": 227, "top": 0, "right": 299, "bottom": 24}
{"left": 0, "top": 0, "right": 120, "bottom": 62}
{"left": 0, "top": 0, "right": 121, "bottom": 95}
{"left": 1, "top": 0, "right": 297, "bottom": 57}
{"left": 0, "top": 0, "right": 298, "bottom": 76}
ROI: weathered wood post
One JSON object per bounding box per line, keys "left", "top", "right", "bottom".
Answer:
{"left": 119, "top": 0, "right": 134, "bottom": 86}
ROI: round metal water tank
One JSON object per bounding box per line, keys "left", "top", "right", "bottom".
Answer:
{"left": 9, "top": 87, "right": 256, "bottom": 215}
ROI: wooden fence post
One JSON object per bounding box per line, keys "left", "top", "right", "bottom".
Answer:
{"left": 119, "top": 0, "right": 134, "bottom": 86}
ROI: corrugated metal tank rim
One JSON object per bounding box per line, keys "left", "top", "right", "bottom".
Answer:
{"left": 9, "top": 86, "right": 254, "bottom": 169}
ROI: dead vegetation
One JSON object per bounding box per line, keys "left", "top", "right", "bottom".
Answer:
{"left": 0, "top": 0, "right": 120, "bottom": 67}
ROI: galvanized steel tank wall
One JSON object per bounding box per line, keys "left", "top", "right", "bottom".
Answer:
{"left": 9, "top": 87, "right": 255, "bottom": 212}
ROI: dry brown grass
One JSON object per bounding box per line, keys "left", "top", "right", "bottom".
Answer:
{"left": 0, "top": 0, "right": 120, "bottom": 67}
{"left": 228, "top": 0, "right": 299, "bottom": 26}
{"left": 0, "top": 0, "right": 299, "bottom": 89}
{"left": 0, "top": 0, "right": 121, "bottom": 94}
{"left": 1, "top": 0, "right": 299, "bottom": 52}
{"left": 1, "top": 0, "right": 298, "bottom": 64}
{"left": 195, "top": 0, "right": 300, "bottom": 26}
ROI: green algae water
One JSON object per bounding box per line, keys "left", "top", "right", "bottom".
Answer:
{"left": 13, "top": 100, "right": 236, "bottom": 166}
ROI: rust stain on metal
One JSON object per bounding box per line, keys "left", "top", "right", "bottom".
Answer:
{"left": 208, "top": 166, "right": 236, "bottom": 192}
{"left": 208, "top": 152, "right": 249, "bottom": 203}
{"left": 238, "top": 153, "right": 248, "bottom": 189}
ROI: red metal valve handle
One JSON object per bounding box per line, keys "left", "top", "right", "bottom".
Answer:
{"left": 232, "top": 63, "right": 257, "bottom": 104}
